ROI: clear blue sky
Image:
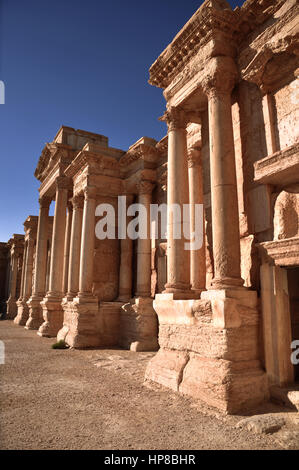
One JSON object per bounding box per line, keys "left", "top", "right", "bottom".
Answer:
{"left": 0, "top": 0, "right": 244, "bottom": 242}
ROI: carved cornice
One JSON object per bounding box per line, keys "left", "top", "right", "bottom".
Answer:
{"left": 65, "top": 149, "right": 119, "bottom": 179}
{"left": 119, "top": 143, "right": 158, "bottom": 169}
{"left": 156, "top": 136, "right": 168, "bottom": 154}
{"left": 149, "top": 0, "right": 238, "bottom": 89}
{"left": 24, "top": 216, "right": 38, "bottom": 233}
{"left": 242, "top": 33, "right": 299, "bottom": 92}
{"left": 35, "top": 143, "right": 73, "bottom": 183}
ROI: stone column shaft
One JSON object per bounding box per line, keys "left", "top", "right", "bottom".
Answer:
{"left": 8, "top": 254, "right": 17, "bottom": 300}
{"left": 118, "top": 195, "right": 134, "bottom": 301}
{"left": 162, "top": 107, "right": 191, "bottom": 295}
{"left": 32, "top": 197, "right": 51, "bottom": 297}
{"left": 62, "top": 203, "right": 73, "bottom": 295}
{"left": 78, "top": 187, "right": 96, "bottom": 297}
{"left": 67, "top": 195, "right": 83, "bottom": 299}
{"left": 135, "top": 184, "right": 153, "bottom": 298}
{"left": 188, "top": 148, "right": 206, "bottom": 293}
{"left": 48, "top": 180, "right": 68, "bottom": 295}
{"left": 19, "top": 243, "right": 28, "bottom": 300}
{"left": 23, "top": 237, "right": 35, "bottom": 299}
{"left": 203, "top": 56, "right": 243, "bottom": 289}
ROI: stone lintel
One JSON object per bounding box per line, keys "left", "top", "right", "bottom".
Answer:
{"left": 258, "top": 238, "right": 299, "bottom": 267}
{"left": 254, "top": 143, "right": 299, "bottom": 187}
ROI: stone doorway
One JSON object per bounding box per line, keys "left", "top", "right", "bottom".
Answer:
{"left": 287, "top": 267, "right": 299, "bottom": 382}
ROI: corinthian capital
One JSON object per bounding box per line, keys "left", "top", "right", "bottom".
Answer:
{"left": 202, "top": 56, "right": 238, "bottom": 98}
{"left": 38, "top": 196, "right": 52, "bottom": 209}
{"left": 71, "top": 194, "right": 84, "bottom": 209}
{"left": 83, "top": 186, "right": 97, "bottom": 200}
{"left": 159, "top": 106, "right": 188, "bottom": 131}
{"left": 137, "top": 180, "right": 155, "bottom": 195}
{"left": 56, "top": 176, "right": 72, "bottom": 191}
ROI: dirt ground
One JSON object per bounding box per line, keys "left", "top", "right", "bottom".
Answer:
{"left": 0, "top": 320, "right": 297, "bottom": 450}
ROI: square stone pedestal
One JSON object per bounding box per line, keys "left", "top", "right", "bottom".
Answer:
{"left": 145, "top": 289, "right": 269, "bottom": 414}
{"left": 58, "top": 299, "right": 123, "bottom": 349}
{"left": 6, "top": 297, "right": 17, "bottom": 319}
{"left": 38, "top": 294, "right": 64, "bottom": 337}
{"left": 25, "top": 296, "right": 44, "bottom": 330}
{"left": 57, "top": 296, "right": 101, "bottom": 348}
{"left": 14, "top": 300, "right": 29, "bottom": 326}
{"left": 120, "top": 297, "right": 159, "bottom": 351}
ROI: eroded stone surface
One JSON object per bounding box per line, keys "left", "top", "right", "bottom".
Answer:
{"left": 237, "top": 414, "right": 286, "bottom": 435}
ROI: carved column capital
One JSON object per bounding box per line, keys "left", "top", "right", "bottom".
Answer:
{"left": 159, "top": 106, "right": 188, "bottom": 131}
{"left": 137, "top": 180, "right": 155, "bottom": 195}
{"left": 187, "top": 147, "right": 202, "bottom": 168}
{"left": 56, "top": 176, "right": 72, "bottom": 191}
{"left": 38, "top": 196, "right": 52, "bottom": 209}
{"left": 202, "top": 56, "right": 238, "bottom": 98}
{"left": 83, "top": 186, "right": 97, "bottom": 200}
{"left": 71, "top": 194, "right": 84, "bottom": 210}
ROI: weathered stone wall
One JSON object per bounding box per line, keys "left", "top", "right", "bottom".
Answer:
{"left": 274, "top": 79, "right": 299, "bottom": 150}
{"left": 93, "top": 196, "right": 120, "bottom": 301}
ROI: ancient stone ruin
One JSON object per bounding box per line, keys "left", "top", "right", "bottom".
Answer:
{"left": 1, "top": 0, "right": 298, "bottom": 413}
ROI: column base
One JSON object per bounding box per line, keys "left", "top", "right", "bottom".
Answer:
{"left": 25, "top": 296, "right": 44, "bottom": 330}
{"left": 145, "top": 290, "right": 269, "bottom": 414}
{"left": 6, "top": 297, "right": 18, "bottom": 319}
{"left": 38, "top": 294, "right": 64, "bottom": 337}
{"left": 57, "top": 296, "right": 100, "bottom": 348}
{"left": 120, "top": 297, "right": 159, "bottom": 352}
{"left": 14, "top": 299, "right": 29, "bottom": 326}
{"left": 163, "top": 282, "right": 197, "bottom": 299}
{"left": 210, "top": 276, "right": 244, "bottom": 290}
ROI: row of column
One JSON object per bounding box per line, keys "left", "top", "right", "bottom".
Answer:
{"left": 29, "top": 182, "right": 97, "bottom": 311}
{"left": 163, "top": 56, "right": 244, "bottom": 295}
{"left": 31, "top": 60, "right": 242, "bottom": 312}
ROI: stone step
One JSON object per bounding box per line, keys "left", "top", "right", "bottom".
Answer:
{"left": 270, "top": 385, "right": 299, "bottom": 411}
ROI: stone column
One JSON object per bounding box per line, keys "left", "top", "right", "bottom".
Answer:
{"left": 135, "top": 182, "right": 154, "bottom": 298}
{"left": 120, "top": 183, "right": 158, "bottom": 351}
{"left": 15, "top": 235, "right": 35, "bottom": 325}
{"left": 26, "top": 196, "right": 51, "bottom": 330}
{"left": 18, "top": 242, "right": 28, "bottom": 301}
{"left": 28, "top": 197, "right": 51, "bottom": 301}
{"left": 62, "top": 201, "right": 73, "bottom": 295}
{"left": 6, "top": 252, "right": 18, "bottom": 319}
{"left": 78, "top": 186, "right": 97, "bottom": 299}
{"left": 162, "top": 107, "right": 192, "bottom": 297}
{"left": 66, "top": 195, "right": 84, "bottom": 300}
{"left": 203, "top": 56, "right": 243, "bottom": 289}
{"left": 118, "top": 194, "right": 134, "bottom": 302}
{"left": 23, "top": 236, "right": 35, "bottom": 299}
{"left": 38, "top": 177, "right": 70, "bottom": 337}
{"left": 188, "top": 147, "right": 206, "bottom": 294}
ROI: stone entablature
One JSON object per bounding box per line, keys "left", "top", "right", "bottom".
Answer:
{"left": 259, "top": 238, "right": 299, "bottom": 267}
{"left": 254, "top": 142, "right": 299, "bottom": 187}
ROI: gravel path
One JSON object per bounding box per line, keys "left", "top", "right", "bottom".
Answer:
{"left": 0, "top": 320, "right": 284, "bottom": 450}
